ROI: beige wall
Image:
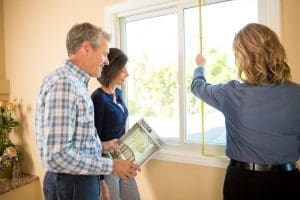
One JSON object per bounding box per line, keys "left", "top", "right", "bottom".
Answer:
{"left": 0, "top": 0, "right": 5, "bottom": 79}
{"left": 136, "top": 160, "right": 225, "bottom": 200}
{"left": 1, "top": 0, "right": 299, "bottom": 200}
{"left": 0, "top": 0, "right": 9, "bottom": 101}
{"left": 282, "top": 0, "right": 300, "bottom": 83}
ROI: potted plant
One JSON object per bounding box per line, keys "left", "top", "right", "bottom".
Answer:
{"left": 0, "top": 100, "right": 23, "bottom": 179}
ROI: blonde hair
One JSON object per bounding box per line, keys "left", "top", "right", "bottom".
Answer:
{"left": 233, "top": 23, "right": 291, "bottom": 85}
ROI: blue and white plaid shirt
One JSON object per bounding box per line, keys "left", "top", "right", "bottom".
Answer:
{"left": 35, "top": 60, "right": 113, "bottom": 175}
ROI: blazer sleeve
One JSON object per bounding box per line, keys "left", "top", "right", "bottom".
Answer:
{"left": 191, "top": 67, "right": 226, "bottom": 111}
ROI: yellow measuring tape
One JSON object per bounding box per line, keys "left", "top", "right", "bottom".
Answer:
{"left": 198, "top": 0, "right": 226, "bottom": 158}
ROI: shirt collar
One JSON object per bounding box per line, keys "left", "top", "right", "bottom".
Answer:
{"left": 63, "top": 59, "right": 90, "bottom": 86}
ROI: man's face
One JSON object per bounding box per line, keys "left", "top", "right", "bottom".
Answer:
{"left": 86, "top": 36, "right": 110, "bottom": 78}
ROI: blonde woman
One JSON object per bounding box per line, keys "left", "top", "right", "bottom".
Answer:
{"left": 191, "top": 23, "right": 300, "bottom": 199}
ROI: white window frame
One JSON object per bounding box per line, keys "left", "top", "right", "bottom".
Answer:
{"left": 104, "top": 0, "right": 281, "bottom": 168}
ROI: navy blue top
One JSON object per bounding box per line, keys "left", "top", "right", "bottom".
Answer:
{"left": 191, "top": 67, "right": 300, "bottom": 165}
{"left": 91, "top": 88, "right": 128, "bottom": 141}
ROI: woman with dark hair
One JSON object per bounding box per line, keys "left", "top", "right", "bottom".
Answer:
{"left": 92, "top": 48, "right": 140, "bottom": 200}
{"left": 191, "top": 23, "right": 300, "bottom": 199}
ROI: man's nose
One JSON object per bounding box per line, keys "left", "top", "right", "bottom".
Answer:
{"left": 104, "top": 56, "right": 109, "bottom": 65}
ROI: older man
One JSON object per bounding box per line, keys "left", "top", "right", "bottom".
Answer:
{"left": 35, "top": 22, "right": 140, "bottom": 200}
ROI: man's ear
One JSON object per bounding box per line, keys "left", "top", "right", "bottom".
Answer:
{"left": 81, "top": 41, "right": 91, "bottom": 55}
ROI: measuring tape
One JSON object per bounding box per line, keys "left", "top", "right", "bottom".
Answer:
{"left": 198, "top": 0, "right": 226, "bottom": 158}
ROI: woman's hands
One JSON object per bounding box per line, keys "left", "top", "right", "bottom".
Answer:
{"left": 100, "top": 180, "right": 111, "bottom": 200}
{"left": 102, "top": 139, "right": 120, "bottom": 154}
{"left": 195, "top": 53, "right": 206, "bottom": 67}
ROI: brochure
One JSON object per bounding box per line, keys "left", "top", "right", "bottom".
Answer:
{"left": 108, "top": 118, "right": 164, "bottom": 166}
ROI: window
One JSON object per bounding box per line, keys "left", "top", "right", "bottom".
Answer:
{"left": 124, "top": 12, "right": 179, "bottom": 140}
{"left": 105, "top": 0, "right": 281, "bottom": 167}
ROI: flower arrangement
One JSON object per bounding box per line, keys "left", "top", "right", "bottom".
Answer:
{"left": 0, "top": 100, "right": 23, "bottom": 169}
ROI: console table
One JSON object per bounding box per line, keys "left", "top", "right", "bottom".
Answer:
{"left": 0, "top": 174, "right": 43, "bottom": 200}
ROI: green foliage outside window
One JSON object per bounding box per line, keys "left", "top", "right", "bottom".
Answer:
{"left": 129, "top": 48, "right": 236, "bottom": 117}
{"left": 129, "top": 56, "right": 177, "bottom": 118}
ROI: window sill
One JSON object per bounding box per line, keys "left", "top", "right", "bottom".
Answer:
{"left": 153, "top": 146, "right": 229, "bottom": 168}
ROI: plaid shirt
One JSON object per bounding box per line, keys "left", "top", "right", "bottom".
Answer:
{"left": 35, "top": 60, "right": 113, "bottom": 175}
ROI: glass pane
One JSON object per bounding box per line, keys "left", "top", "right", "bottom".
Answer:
{"left": 184, "top": 0, "right": 258, "bottom": 144}
{"left": 125, "top": 14, "right": 179, "bottom": 140}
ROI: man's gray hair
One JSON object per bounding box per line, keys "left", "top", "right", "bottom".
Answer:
{"left": 66, "top": 22, "right": 111, "bottom": 56}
